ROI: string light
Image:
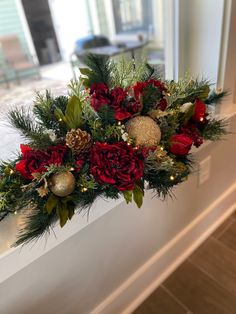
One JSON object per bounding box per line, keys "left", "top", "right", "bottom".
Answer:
{"left": 160, "top": 146, "right": 164, "bottom": 151}
{"left": 81, "top": 187, "right": 88, "bottom": 192}
{"left": 14, "top": 210, "right": 18, "bottom": 215}
{"left": 58, "top": 118, "right": 62, "bottom": 122}
{"left": 199, "top": 117, "right": 204, "bottom": 122}
{"left": 117, "top": 121, "right": 122, "bottom": 126}
{"left": 9, "top": 169, "right": 14, "bottom": 174}
{"left": 70, "top": 167, "right": 75, "bottom": 171}
{"left": 170, "top": 175, "right": 175, "bottom": 181}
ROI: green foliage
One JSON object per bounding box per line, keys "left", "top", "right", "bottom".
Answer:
{"left": 44, "top": 194, "right": 75, "bottom": 227}
{"left": 123, "top": 182, "right": 144, "bottom": 208}
{"left": 111, "top": 57, "right": 155, "bottom": 88}
{"left": 33, "top": 92, "right": 68, "bottom": 137}
{"left": 205, "top": 90, "right": 229, "bottom": 105}
{"left": 54, "top": 95, "right": 83, "bottom": 130}
{"left": 141, "top": 84, "right": 162, "bottom": 114}
{"left": 81, "top": 54, "right": 113, "bottom": 87}
{"left": 14, "top": 205, "right": 58, "bottom": 246}
{"left": 7, "top": 108, "right": 52, "bottom": 149}
{"left": 97, "top": 105, "right": 115, "bottom": 125}
{"left": 157, "top": 110, "right": 180, "bottom": 145}
{"left": 166, "top": 77, "right": 211, "bottom": 107}
{"left": 201, "top": 119, "right": 228, "bottom": 141}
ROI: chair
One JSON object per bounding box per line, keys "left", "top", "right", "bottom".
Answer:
{"left": 0, "top": 35, "right": 40, "bottom": 84}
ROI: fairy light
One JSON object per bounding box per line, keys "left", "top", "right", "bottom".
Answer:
{"left": 160, "top": 146, "right": 164, "bottom": 151}
{"left": 58, "top": 118, "right": 62, "bottom": 122}
{"left": 117, "top": 121, "right": 122, "bottom": 126}
{"left": 9, "top": 169, "right": 14, "bottom": 174}
{"left": 14, "top": 210, "right": 18, "bottom": 215}
{"left": 81, "top": 187, "right": 88, "bottom": 192}
{"left": 170, "top": 175, "right": 175, "bottom": 181}
{"left": 70, "top": 167, "right": 75, "bottom": 171}
{"left": 199, "top": 117, "right": 204, "bottom": 122}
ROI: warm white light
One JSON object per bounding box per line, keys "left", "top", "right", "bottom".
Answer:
{"left": 170, "top": 175, "right": 175, "bottom": 181}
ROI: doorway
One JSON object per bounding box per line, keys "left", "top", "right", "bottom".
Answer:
{"left": 21, "top": 0, "right": 61, "bottom": 65}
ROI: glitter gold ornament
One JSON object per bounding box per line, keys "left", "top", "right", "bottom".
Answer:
{"left": 48, "top": 172, "right": 75, "bottom": 197}
{"left": 66, "top": 128, "right": 92, "bottom": 154}
{"left": 125, "top": 116, "right": 161, "bottom": 147}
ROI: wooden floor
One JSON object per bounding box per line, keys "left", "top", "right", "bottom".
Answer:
{"left": 134, "top": 212, "right": 236, "bottom": 314}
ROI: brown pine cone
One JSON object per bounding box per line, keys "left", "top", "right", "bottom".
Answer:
{"left": 66, "top": 128, "right": 92, "bottom": 154}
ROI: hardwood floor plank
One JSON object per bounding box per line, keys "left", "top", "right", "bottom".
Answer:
{"left": 218, "top": 221, "right": 236, "bottom": 252}
{"left": 133, "top": 286, "right": 188, "bottom": 314}
{"left": 189, "top": 238, "right": 236, "bottom": 296}
{"left": 163, "top": 261, "right": 236, "bottom": 314}
{"left": 212, "top": 216, "right": 235, "bottom": 238}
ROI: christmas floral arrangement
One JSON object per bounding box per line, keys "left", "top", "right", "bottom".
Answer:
{"left": 0, "top": 55, "right": 227, "bottom": 246}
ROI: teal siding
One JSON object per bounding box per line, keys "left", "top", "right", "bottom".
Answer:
{"left": 0, "top": 0, "right": 37, "bottom": 83}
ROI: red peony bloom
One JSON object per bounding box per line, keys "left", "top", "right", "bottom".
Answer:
{"left": 192, "top": 99, "right": 206, "bottom": 122}
{"left": 89, "top": 142, "right": 144, "bottom": 191}
{"left": 169, "top": 134, "right": 193, "bottom": 156}
{"left": 15, "top": 144, "right": 67, "bottom": 180}
{"left": 90, "top": 83, "right": 110, "bottom": 111}
{"left": 110, "top": 87, "right": 127, "bottom": 110}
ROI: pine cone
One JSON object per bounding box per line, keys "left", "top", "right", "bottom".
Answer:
{"left": 66, "top": 129, "right": 92, "bottom": 154}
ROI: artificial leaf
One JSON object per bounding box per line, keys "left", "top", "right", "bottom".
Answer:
{"left": 44, "top": 194, "right": 58, "bottom": 214}
{"left": 123, "top": 190, "right": 133, "bottom": 204}
{"left": 133, "top": 184, "right": 144, "bottom": 208}
{"left": 182, "top": 103, "right": 195, "bottom": 124}
{"left": 57, "top": 203, "right": 69, "bottom": 227}
{"left": 79, "top": 68, "right": 92, "bottom": 76}
{"left": 64, "top": 95, "right": 83, "bottom": 129}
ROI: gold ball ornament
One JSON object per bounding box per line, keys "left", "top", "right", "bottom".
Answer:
{"left": 48, "top": 172, "right": 76, "bottom": 197}
{"left": 125, "top": 116, "right": 161, "bottom": 147}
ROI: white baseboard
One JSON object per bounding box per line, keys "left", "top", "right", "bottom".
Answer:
{"left": 91, "top": 182, "right": 236, "bottom": 314}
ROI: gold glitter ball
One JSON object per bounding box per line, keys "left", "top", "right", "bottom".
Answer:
{"left": 48, "top": 172, "right": 75, "bottom": 197}
{"left": 125, "top": 116, "right": 161, "bottom": 147}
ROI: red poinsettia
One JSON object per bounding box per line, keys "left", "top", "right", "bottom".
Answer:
{"left": 169, "top": 134, "right": 193, "bottom": 156}
{"left": 89, "top": 142, "right": 144, "bottom": 191}
{"left": 133, "top": 79, "right": 167, "bottom": 110}
{"left": 15, "top": 144, "right": 67, "bottom": 180}
{"left": 192, "top": 99, "right": 207, "bottom": 122}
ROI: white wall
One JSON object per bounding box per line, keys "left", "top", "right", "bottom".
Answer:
{"left": 0, "top": 115, "right": 235, "bottom": 314}
{"left": 178, "top": 0, "right": 224, "bottom": 82}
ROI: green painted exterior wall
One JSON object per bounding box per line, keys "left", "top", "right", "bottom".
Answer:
{"left": 0, "top": 0, "right": 37, "bottom": 83}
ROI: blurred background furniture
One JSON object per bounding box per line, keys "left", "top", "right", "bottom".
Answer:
{"left": 0, "top": 35, "right": 40, "bottom": 84}
{"left": 70, "top": 34, "right": 148, "bottom": 78}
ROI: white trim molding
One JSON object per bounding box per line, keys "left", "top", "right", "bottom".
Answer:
{"left": 92, "top": 182, "right": 236, "bottom": 314}
{"left": 15, "top": 0, "right": 38, "bottom": 63}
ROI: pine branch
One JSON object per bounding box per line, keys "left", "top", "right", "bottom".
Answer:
{"left": 14, "top": 206, "right": 58, "bottom": 246}
{"left": 33, "top": 92, "right": 68, "bottom": 136}
{"left": 205, "top": 90, "right": 229, "bottom": 105}
{"left": 83, "top": 54, "right": 113, "bottom": 87}
{"left": 202, "top": 119, "right": 228, "bottom": 141}
{"left": 7, "top": 108, "right": 52, "bottom": 148}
